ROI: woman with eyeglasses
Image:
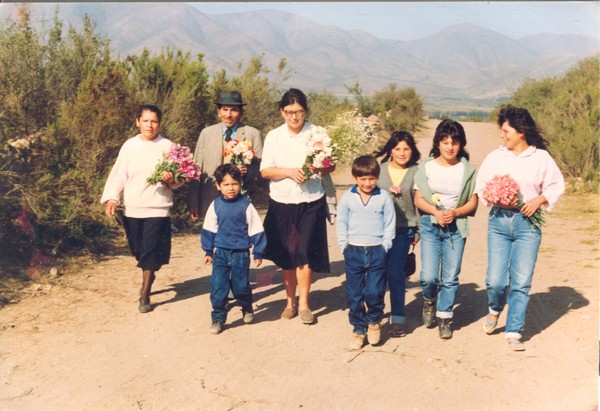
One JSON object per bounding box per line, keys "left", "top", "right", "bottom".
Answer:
{"left": 260, "top": 88, "right": 334, "bottom": 324}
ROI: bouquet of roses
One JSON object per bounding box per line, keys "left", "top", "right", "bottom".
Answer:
{"left": 147, "top": 144, "right": 201, "bottom": 185}
{"left": 223, "top": 139, "right": 255, "bottom": 166}
{"left": 302, "top": 125, "right": 337, "bottom": 178}
{"left": 482, "top": 174, "right": 545, "bottom": 230}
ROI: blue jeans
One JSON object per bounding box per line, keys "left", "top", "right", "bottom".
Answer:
{"left": 210, "top": 248, "right": 253, "bottom": 323}
{"left": 486, "top": 208, "right": 541, "bottom": 339}
{"left": 419, "top": 216, "right": 466, "bottom": 318}
{"left": 344, "top": 245, "right": 387, "bottom": 334}
{"left": 387, "top": 228, "right": 416, "bottom": 325}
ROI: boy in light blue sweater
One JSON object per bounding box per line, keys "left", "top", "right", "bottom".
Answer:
{"left": 337, "top": 155, "right": 396, "bottom": 350}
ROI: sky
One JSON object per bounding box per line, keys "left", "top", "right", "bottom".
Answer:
{"left": 189, "top": 1, "right": 600, "bottom": 41}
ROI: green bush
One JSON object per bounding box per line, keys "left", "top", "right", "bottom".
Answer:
{"left": 501, "top": 56, "right": 599, "bottom": 192}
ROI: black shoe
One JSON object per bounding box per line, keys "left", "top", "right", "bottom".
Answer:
{"left": 422, "top": 298, "right": 436, "bottom": 328}
{"left": 438, "top": 318, "right": 452, "bottom": 339}
{"left": 138, "top": 298, "right": 152, "bottom": 313}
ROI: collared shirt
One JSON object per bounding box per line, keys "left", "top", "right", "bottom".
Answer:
{"left": 260, "top": 122, "right": 325, "bottom": 204}
{"left": 475, "top": 145, "right": 565, "bottom": 210}
{"left": 222, "top": 124, "right": 239, "bottom": 140}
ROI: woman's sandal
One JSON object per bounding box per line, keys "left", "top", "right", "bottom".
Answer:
{"left": 507, "top": 338, "right": 526, "bottom": 351}
{"left": 389, "top": 324, "right": 407, "bottom": 338}
{"left": 483, "top": 314, "right": 498, "bottom": 335}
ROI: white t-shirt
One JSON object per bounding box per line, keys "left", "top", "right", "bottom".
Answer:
{"left": 425, "top": 160, "right": 465, "bottom": 209}
{"left": 260, "top": 122, "right": 325, "bottom": 204}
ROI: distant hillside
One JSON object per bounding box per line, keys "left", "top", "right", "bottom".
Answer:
{"left": 1, "top": 3, "right": 597, "bottom": 110}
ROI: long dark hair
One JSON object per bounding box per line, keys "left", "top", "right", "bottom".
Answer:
{"left": 429, "top": 119, "right": 469, "bottom": 161}
{"left": 278, "top": 88, "right": 309, "bottom": 112}
{"left": 375, "top": 130, "right": 421, "bottom": 167}
{"left": 497, "top": 105, "right": 548, "bottom": 150}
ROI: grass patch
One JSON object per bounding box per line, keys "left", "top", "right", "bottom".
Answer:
{"left": 580, "top": 239, "right": 598, "bottom": 245}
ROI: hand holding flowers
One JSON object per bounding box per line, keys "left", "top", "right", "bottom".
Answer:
{"left": 388, "top": 186, "right": 402, "bottom": 196}
{"left": 302, "top": 126, "right": 337, "bottom": 179}
{"left": 147, "top": 144, "right": 201, "bottom": 185}
{"left": 482, "top": 174, "right": 545, "bottom": 230}
{"left": 431, "top": 193, "right": 454, "bottom": 248}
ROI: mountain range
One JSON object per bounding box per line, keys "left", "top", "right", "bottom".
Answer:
{"left": 1, "top": 3, "right": 598, "bottom": 110}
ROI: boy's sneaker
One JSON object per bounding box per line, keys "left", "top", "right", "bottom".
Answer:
{"left": 349, "top": 333, "right": 365, "bottom": 350}
{"left": 243, "top": 311, "right": 254, "bottom": 324}
{"left": 438, "top": 318, "right": 453, "bottom": 339}
{"left": 367, "top": 323, "right": 381, "bottom": 345}
{"left": 208, "top": 321, "right": 223, "bottom": 335}
{"left": 422, "top": 298, "right": 436, "bottom": 328}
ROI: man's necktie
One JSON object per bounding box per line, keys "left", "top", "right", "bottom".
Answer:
{"left": 225, "top": 128, "right": 233, "bottom": 142}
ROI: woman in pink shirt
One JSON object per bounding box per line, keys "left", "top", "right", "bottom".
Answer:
{"left": 475, "top": 105, "right": 565, "bottom": 351}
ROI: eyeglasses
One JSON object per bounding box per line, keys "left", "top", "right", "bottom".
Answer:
{"left": 282, "top": 109, "right": 306, "bottom": 118}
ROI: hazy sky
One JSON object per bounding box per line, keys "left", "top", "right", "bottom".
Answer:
{"left": 189, "top": 2, "right": 600, "bottom": 41}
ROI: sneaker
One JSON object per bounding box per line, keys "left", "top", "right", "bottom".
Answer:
{"left": 208, "top": 321, "right": 223, "bottom": 335}
{"left": 349, "top": 333, "right": 365, "bottom": 350}
{"left": 438, "top": 318, "right": 452, "bottom": 339}
{"left": 422, "top": 298, "right": 436, "bottom": 328}
{"left": 367, "top": 323, "right": 381, "bottom": 345}
{"left": 243, "top": 311, "right": 254, "bottom": 324}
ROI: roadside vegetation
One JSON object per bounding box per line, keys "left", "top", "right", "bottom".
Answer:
{"left": 0, "top": 5, "right": 424, "bottom": 280}
{"left": 0, "top": 5, "right": 596, "bottom": 285}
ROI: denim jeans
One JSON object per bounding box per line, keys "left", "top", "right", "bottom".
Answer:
{"left": 419, "top": 216, "right": 466, "bottom": 318}
{"left": 387, "top": 228, "right": 416, "bottom": 325}
{"left": 344, "top": 244, "right": 387, "bottom": 334}
{"left": 210, "top": 248, "right": 253, "bottom": 323}
{"left": 486, "top": 207, "right": 541, "bottom": 339}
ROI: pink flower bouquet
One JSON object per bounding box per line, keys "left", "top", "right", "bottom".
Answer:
{"left": 388, "top": 186, "right": 402, "bottom": 196}
{"left": 302, "top": 126, "right": 336, "bottom": 178}
{"left": 483, "top": 174, "right": 545, "bottom": 229}
{"left": 223, "top": 139, "right": 256, "bottom": 166}
{"left": 147, "top": 144, "right": 201, "bottom": 185}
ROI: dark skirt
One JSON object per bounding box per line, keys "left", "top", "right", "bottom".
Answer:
{"left": 263, "top": 196, "right": 330, "bottom": 273}
{"left": 122, "top": 216, "right": 171, "bottom": 271}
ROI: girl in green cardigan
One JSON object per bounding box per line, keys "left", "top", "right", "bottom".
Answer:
{"left": 413, "top": 119, "right": 478, "bottom": 339}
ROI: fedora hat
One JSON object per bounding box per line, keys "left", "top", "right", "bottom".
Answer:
{"left": 216, "top": 90, "right": 246, "bottom": 106}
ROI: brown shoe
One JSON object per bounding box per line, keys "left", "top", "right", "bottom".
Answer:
{"left": 280, "top": 307, "right": 297, "bottom": 320}
{"left": 349, "top": 333, "right": 365, "bottom": 350}
{"left": 367, "top": 323, "right": 381, "bottom": 345}
{"left": 299, "top": 309, "right": 314, "bottom": 324}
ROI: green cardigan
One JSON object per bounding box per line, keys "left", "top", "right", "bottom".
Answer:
{"left": 414, "top": 156, "right": 477, "bottom": 238}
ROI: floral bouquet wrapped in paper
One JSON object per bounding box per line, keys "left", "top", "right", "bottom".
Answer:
{"left": 302, "top": 125, "right": 337, "bottom": 178}
{"left": 147, "top": 144, "right": 201, "bottom": 185}
{"left": 482, "top": 174, "right": 545, "bottom": 230}
{"left": 223, "top": 139, "right": 256, "bottom": 166}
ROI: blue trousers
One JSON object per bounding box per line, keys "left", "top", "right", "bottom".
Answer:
{"left": 210, "top": 248, "right": 253, "bottom": 323}
{"left": 486, "top": 208, "right": 541, "bottom": 339}
{"left": 344, "top": 245, "right": 387, "bottom": 334}
{"left": 387, "top": 228, "right": 416, "bottom": 325}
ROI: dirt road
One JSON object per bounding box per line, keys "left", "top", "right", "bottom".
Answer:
{"left": 1, "top": 120, "right": 598, "bottom": 410}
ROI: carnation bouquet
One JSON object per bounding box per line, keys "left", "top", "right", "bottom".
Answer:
{"left": 388, "top": 186, "right": 402, "bottom": 197}
{"left": 223, "top": 139, "right": 255, "bottom": 166}
{"left": 147, "top": 144, "right": 201, "bottom": 185}
{"left": 482, "top": 174, "right": 545, "bottom": 230}
{"left": 302, "top": 126, "right": 337, "bottom": 178}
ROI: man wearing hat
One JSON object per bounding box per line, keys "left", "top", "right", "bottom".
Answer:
{"left": 189, "top": 90, "right": 263, "bottom": 220}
